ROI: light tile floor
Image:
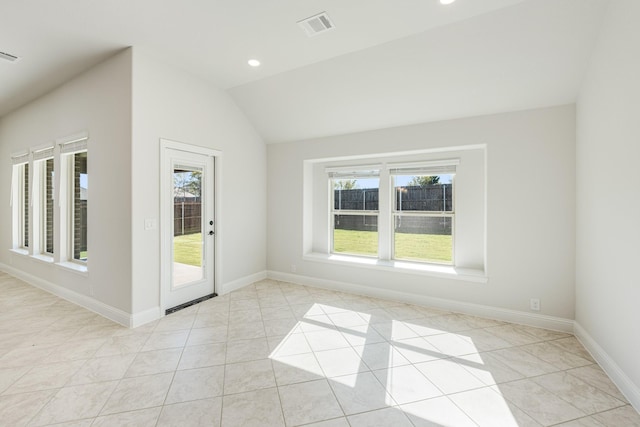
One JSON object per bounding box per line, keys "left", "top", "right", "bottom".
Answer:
{"left": 0, "top": 271, "right": 638, "bottom": 427}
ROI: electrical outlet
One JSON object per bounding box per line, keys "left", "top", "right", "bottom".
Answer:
{"left": 530, "top": 298, "right": 540, "bottom": 311}
{"left": 291, "top": 264, "right": 297, "bottom": 273}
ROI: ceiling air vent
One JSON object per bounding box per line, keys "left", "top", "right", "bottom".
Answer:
{"left": 298, "top": 12, "right": 335, "bottom": 37}
{"left": 0, "top": 51, "right": 21, "bottom": 63}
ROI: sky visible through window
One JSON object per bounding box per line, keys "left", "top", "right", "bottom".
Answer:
{"left": 345, "top": 174, "right": 452, "bottom": 189}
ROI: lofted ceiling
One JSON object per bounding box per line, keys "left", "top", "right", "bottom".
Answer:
{"left": 0, "top": 0, "right": 609, "bottom": 143}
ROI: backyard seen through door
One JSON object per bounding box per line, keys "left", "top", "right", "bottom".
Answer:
{"left": 173, "top": 167, "right": 203, "bottom": 286}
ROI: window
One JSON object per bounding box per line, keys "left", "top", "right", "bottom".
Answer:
{"left": 44, "top": 158, "right": 55, "bottom": 254}
{"left": 21, "top": 163, "right": 29, "bottom": 249}
{"left": 71, "top": 151, "right": 88, "bottom": 262}
{"left": 11, "top": 158, "right": 30, "bottom": 250}
{"left": 329, "top": 169, "right": 380, "bottom": 257}
{"left": 33, "top": 148, "right": 55, "bottom": 255}
{"left": 307, "top": 147, "right": 485, "bottom": 277}
{"left": 9, "top": 133, "right": 90, "bottom": 271}
{"left": 60, "top": 136, "right": 88, "bottom": 264}
{"left": 326, "top": 160, "right": 458, "bottom": 265}
{"left": 391, "top": 166, "right": 455, "bottom": 264}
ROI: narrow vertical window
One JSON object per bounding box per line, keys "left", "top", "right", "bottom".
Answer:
{"left": 60, "top": 135, "right": 88, "bottom": 266}
{"left": 72, "top": 151, "right": 88, "bottom": 262}
{"left": 41, "top": 157, "right": 55, "bottom": 254}
{"left": 329, "top": 169, "right": 380, "bottom": 257}
{"left": 45, "top": 158, "right": 55, "bottom": 254}
{"left": 22, "top": 163, "right": 30, "bottom": 249}
{"left": 10, "top": 153, "right": 31, "bottom": 252}
{"left": 33, "top": 146, "right": 56, "bottom": 256}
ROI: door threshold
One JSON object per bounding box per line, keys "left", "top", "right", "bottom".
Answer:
{"left": 165, "top": 293, "right": 218, "bottom": 315}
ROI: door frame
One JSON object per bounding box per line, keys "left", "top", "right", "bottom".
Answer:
{"left": 160, "top": 138, "right": 222, "bottom": 315}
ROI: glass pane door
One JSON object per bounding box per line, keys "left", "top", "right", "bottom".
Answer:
{"left": 172, "top": 166, "right": 204, "bottom": 287}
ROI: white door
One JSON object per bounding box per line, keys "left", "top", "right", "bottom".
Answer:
{"left": 162, "top": 144, "right": 216, "bottom": 313}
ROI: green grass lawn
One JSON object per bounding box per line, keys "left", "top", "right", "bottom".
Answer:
{"left": 333, "top": 229, "right": 452, "bottom": 263}
{"left": 333, "top": 229, "right": 378, "bottom": 256}
{"left": 174, "top": 232, "right": 202, "bottom": 266}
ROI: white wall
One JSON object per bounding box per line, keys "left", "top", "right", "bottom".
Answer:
{"left": 268, "top": 105, "right": 576, "bottom": 320}
{"left": 0, "top": 47, "right": 267, "bottom": 322}
{"left": 0, "top": 50, "right": 133, "bottom": 312}
{"left": 131, "top": 50, "right": 267, "bottom": 314}
{"left": 576, "top": 0, "right": 640, "bottom": 404}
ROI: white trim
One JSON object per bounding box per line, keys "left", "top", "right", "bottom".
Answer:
{"left": 220, "top": 270, "right": 268, "bottom": 295}
{"left": 574, "top": 322, "right": 640, "bottom": 411}
{"left": 483, "top": 145, "right": 489, "bottom": 277}
{"left": 32, "top": 146, "right": 55, "bottom": 161}
{"left": 30, "top": 254, "right": 54, "bottom": 264}
{"left": 388, "top": 158, "right": 460, "bottom": 173}
{"left": 11, "top": 152, "right": 30, "bottom": 165}
{"left": 0, "top": 263, "right": 130, "bottom": 327}
{"left": 325, "top": 164, "right": 381, "bottom": 174}
{"left": 160, "top": 139, "right": 221, "bottom": 313}
{"left": 325, "top": 164, "right": 381, "bottom": 173}
{"left": 303, "top": 252, "right": 486, "bottom": 283}
{"left": 160, "top": 138, "right": 222, "bottom": 157}
{"left": 131, "top": 307, "right": 162, "bottom": 328}
{"left": 59, "top": 138, "right": 88, "bottom": 154}
{"left": 56, "top": 131, "right": 89, "bottom": 146}
{"left": 56, "top": 261, "right": 88, "bottom": 276}
{"left": 306, "top": 143, "right": 487, "bottom": 164}
{"left": 0, "top": 263, "right": 255, "bottom": 329}
{"left": 314, "top": 144, "right": 486, "bottom": 274}
{"left": 9, "top": 248, "right": 29, "bottom": 257}
{"left": 388, "top": 159, "right": 461, "bottom": 169}
{"left": 267, "top": 270, "right": 573, "bottom": 333}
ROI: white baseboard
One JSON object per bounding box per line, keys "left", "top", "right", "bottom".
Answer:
{"left": 267, "top": 270, "right": 574, "bottom": 333}
{"left": 0, "top": 264, "right": 273, "bottom": 328}
{"left": 133, "top": 270, "right": 268, "bottom": 325}
{"left": 574, "top": 322, "right": 640, "bottom": 411}
{"left": 220, "top": 270, "right": 268, "bottom": 295}
{"left": 131, "top": 306, "right": 162, "bottom": 328}
{"left": 0, "top": 262, "right": 132, "bottom": 327}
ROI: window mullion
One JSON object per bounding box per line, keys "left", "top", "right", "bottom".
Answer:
{"left": 53, "top": 151, "right": 63, "bottom": 263}
{"left": 378, "top": 168, "right": 391, "bottom": 260}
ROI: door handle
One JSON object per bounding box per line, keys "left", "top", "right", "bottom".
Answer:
{"left": 208, "top": 230, "right": 214, "bottom": 236}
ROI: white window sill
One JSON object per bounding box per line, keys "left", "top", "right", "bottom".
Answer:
{"left": 303, "top": 252, "right": 487, "bottom": 283}
{"left": 9, "top": 248, "right": 29, "bottom": 257}
{"left": 31, "top": 254, "right": 54, "bottom": 264}
{"left": 56, "top": 261, "right": 88, "bottom": 276}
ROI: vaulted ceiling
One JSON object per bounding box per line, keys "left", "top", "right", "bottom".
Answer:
{"left": 0, "top": 0, "right": 609, "bottom": 143}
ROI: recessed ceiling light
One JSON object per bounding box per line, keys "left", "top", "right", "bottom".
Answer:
{"left": 248, "top": 59, "right": 261, "bottom": 67}
{"left": 440, "top": 0, "right": 456, "bottom": 5}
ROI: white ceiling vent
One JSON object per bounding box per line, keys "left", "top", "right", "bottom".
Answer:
{"left": 0, "top": 51, "right": 21, "bottom": 64}
{"left": 298, "top": 12, "right": 335, "bottom": 37}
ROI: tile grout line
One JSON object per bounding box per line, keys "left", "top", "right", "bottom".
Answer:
{"left": 1, "top": 275, "right": 638, "bottom": 426}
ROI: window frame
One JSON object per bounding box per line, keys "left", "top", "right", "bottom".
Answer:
{"left": 8, "top": 133, "right": 90, "bottom": 273}
{"left": 326, "top": 160, "right": 459, "bottom": 266}
{"left": 328, "top": 168, "right": 380, "bottom": 257}
{"left": 390, "top": 172, "right": 456, "bottom": 265}
{"left": 14, "top": 161, "right": 30, "bottom": 251}
{"left": 68, "top": 150, "right": 88, "bottom": 264}
{"left": 58, "top": 135, "right": 88, "bottom": 266}
{"left": 34, "top": 155, "right": 55, "bottom": 256}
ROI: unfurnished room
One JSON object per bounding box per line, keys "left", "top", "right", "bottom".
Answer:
{"left": 0, "top": 0, "right": 638, "bottom": 426}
